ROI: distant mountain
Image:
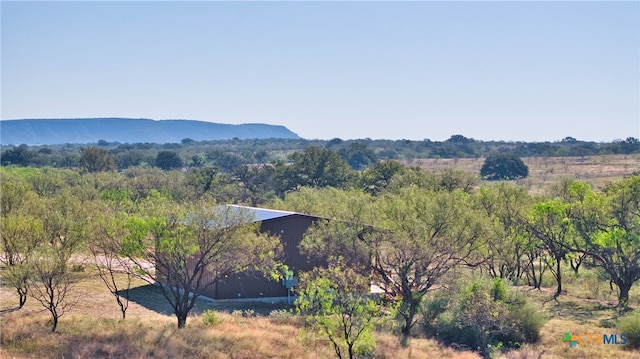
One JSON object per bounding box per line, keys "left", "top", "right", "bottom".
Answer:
{"left": 0, "top": 118, "right": 301, "bottom": 145}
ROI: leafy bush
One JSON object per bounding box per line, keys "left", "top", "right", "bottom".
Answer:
{"left": 296, "top": 264, "right": 382, "bottom": 359}
{"left": 618, "top": 311, "right": 640, "bottom": 348}
{"left": 421, "top": 294, "right": 449, "bottom": 337}
{"left": 155, "top": 151, "right": 183, "bottom": 170}
{"left": 492, "top": 277, "right": 508, "bottom": 301}
{"left": 510, "top": 301, "right": 546, "bottom": 343}
{"left": 480, "top": 154, "right": 529, "bottom": 181}
{"left": 423, "top": 276, "right": 546, "bottom": 359}
{"left": 201, "top": 310, "right": 220, "bottom": 327}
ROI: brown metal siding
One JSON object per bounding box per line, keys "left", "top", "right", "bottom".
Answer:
{"left": 261, "top": 215, "right": 321, "bottom": 273}
{"left": 197, "top": 214, "right": 323, "bottom": 299}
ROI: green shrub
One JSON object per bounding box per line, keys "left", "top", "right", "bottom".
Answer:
{"left": 424, "top": 275, "right": 546, "bottom": 359}
{"left": 618, "top": 311, "right": 640, "bottom": 348}
{"left": 492, "top": 278, "right": 507, "bottom": 302}
{"left": 510, "top": 300, "right": 546, "bottom": 343}
{"left": 201, "top": 310, "right": 220, "bottom": 327}
{"left": 421, "top": 294, "right": 449, "bottom": 337}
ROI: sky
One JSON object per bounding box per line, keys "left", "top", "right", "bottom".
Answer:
{"left": 1, "top": 1, "right": 639, "bottom": 142}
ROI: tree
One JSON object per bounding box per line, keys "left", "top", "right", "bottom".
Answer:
{"left": 1, "top": 144, "right": 36, "bottom": 166}
{"left": 185, "top": 166, "right": 221, "bottom": 199}
{"left": 233, "top": 164, "right": 278, "bottom": 206}
{"left": 155, "top": 151, "right": 184, "bottom": 170}
{"left": 287, "top": 187, "right": 376, "bottom": 276}
{"left": 561, "top": 136, "right": 578, "bottom": 143}
{"left": 27, "top": 241, "right": 81, "bottom": 332}
{"left": 446, "top": 134, "right": 474, "bottom": 143}
{"left": 276, "top": 147, "right": 354, "bottom": 194}
{"left": 436, "top": 168, "right": 479, "bottom": 193}
{"left": 0, "top": 213, "right": 42, "bottom": 310}
{"left": 79, "top": 147, "right": 116, "bottom": 173}
{"left": 477, "top": 183, "right": 532, "bottom": 282}
{"left": 338, "top": 142, "right": 377, "bottom": 170}
{"left": 568, "top": 177, "right": 640, "bottom": 307}
{"left": 89, "top": 210, "right": 133, "bottom": 319}
{"left": 296, "top": 260, "right": 382, "bottom": 359}
{"left": 121, "top": 199, "right": 281, "bottom": 328}
{"left": 384, "top": 166, "right": 478, "bottom": 195}
{"left": 366, "top": 187, "right": 486, "bottom": 344}
{"left": 0, "top": 169, "right": 31, "bottom": 217}
{"left": 26, "top": 193, "right": 88, "bottom": 332}
{"left": 480, "top": 154, "right": 529, "bottom": 181}
{"left": 359, "top": 160, "right": 405, "bottom": 196}
{"left": 619, "top": 137, "right": 639, "bottom": 154}
{"left": 526, "top": 200, "right": 573, "bottom": 298}
{"left": 206, "top": 150, "right": 245, "bottom": 173}
{"left": 114, "top": 149, "right": 153, "bottom": 169}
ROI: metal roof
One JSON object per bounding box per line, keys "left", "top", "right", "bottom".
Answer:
{"left": 223, "top": 204, "right": 300, "bottom": 222}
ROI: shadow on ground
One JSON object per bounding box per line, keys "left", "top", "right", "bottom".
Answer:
{"left": 119, "top": 284, "right": 292, "bottom": 317}
{"left": 118, "top": 284, "right": 175, "bottom": 316}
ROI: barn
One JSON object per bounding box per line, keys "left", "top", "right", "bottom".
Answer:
{"left": 200, "top": 204, "right": 325, "bottom": 300}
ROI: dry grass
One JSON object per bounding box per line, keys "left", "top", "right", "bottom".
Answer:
{"left": 497, "top": 269, "right": 640, "bottom": 359}
{"left": 0, "top": 269, "right": 482, "bottom": 358}
{"left": 3, "top": 267, "right": 638, "bottom": 358}
{"left": 406, "top": 154, "right": 640, "bottom": 195}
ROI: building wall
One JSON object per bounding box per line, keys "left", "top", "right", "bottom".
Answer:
{"left": 201, "top": 214, "right": 322, "bottom": 300}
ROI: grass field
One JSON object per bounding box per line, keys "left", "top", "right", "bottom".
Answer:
{"left": 1, "top": 265, "right": 638, "bottom": 358}
{"left": 0, "top": 269, "right": 484, "bottom": 359}
{"left": 407, "top": 153, "right": 640, "bottom": 195}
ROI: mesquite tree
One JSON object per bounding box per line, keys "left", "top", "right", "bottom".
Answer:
{"left": 26, "top": 193, "right": 88, "bottom": 332}
{"left": 568, "top": 177, "right": 640, "bottom": 307}
{"left": 296, "top": 260, "right": 382, "bottom": 359}
{"left": 368, "top": 187, "right": 487, "bottom": 345}
{"left": 122, "top": 199, "right": 281, "bottom": 328}
{"left": 526, "top": 200, "right": 574, "bottom": 298}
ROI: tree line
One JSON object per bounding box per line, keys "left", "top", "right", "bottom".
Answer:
{"left": 1, "top": 150, "right": 639, "bottom": 358}
{"left": 2, "top": 135, "right": 638, "bottom": 170}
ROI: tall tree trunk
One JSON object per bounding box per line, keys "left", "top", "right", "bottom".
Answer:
{"left": 332, "top": 341, "right": 343, "bottom": 359}
{"left": 536, "top": 256, "right": 546, "bottom": 289}
{"left": 17, "top": 287, "right": 27, "bottom": 309}
{"left": 118, "top": 298, "right": 127, "bottom": 319}
{"left": 50, "top": 312, "right": 59, "bottom": 332}
{"left": 617, "top": 281, "right": 632, "bottom": 308}
{"left": 177, "top": 313, "right": 187, "bottom": 328}
{"left": 348, "top": 341, "right": 355, "bottom": 359}
{"left": 555, "top": 257, "right": 562, "bottom": 297}
{"left": 400, "top": 299, "right": 418, "bottom": 346}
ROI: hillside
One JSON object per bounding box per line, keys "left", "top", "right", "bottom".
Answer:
{"left": 0, "top": 118, "right": 301, "bottom": 145}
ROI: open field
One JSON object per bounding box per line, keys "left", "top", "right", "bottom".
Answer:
{"left": 406, "top": 154, "right": 640, "bottom": 195}
{"left": 1, "top": 266, "right": 639, "bottom": 358}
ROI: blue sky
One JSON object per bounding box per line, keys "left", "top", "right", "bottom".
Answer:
{"left": 2, "top": 1, "right": 638, "bottom": 142}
